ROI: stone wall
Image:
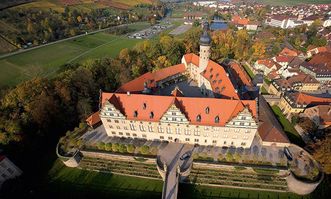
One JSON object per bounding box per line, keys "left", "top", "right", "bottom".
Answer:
{"left": 80, "top": 150, "right": 156, "bottom": 164}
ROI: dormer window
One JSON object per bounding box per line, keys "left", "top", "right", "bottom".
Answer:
{"left": 205, "top": 107, "right": 210, "bottom": 114}
{"left": 143, "top": 103, "right": 147, "bottom": 110}
{"left": 150, "top": 112, "right": 154, "bottom": 119}
{"left": 196, "top": 114, "right": 201, "bottom": 122}
{"left": 134, "top": 110, "right": 138, "bottom": 117}
{"left": 215, "top": 116, "right": 219, "bottom": 123}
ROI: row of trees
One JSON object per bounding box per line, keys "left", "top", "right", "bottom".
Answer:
{"left": 94, "top": 142, "right": 158, "bottom": 155}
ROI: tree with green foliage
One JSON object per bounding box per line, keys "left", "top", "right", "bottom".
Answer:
{"left": 97, "top": 142, "right": 105, "bottom": 150}
{"left": 226, "top": 152, "right": 233, "bottom": 162}
{"left": 112, "top": 143, "right": 119, "bottom": 152}
{"left": 105, "top": 143, "right": 112, "bottom": 151}
{"left": 118, "top": 144, "right": 127, "bottom": 153}
{"left": 127, "top": 144, "right": 135, "bottom": 153}
{"left": 140, "top": 145, "right": 150, "bottom": 155}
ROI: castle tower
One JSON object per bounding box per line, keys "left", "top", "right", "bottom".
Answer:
{"left": 199, "top": 21, "right": 211, "bottom": 72}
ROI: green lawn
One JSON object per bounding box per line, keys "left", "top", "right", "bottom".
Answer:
{"left": 46, "top": 160, "right": 163, "bottom": 199}
{"left": 45, "top": 159, "right": 312, "bottom": 199}
{"left": 0, "top": 22, "right": 149, "bottom": 87}
{"left": 271, "top": 105, "right": 305, "bottom": 146}
{"left": 243, "top": 63, "right": 255, "bottom": 79}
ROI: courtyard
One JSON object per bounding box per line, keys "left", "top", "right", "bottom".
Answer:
{"left": 80, "top": 125, "right": 287, "bottom": 167}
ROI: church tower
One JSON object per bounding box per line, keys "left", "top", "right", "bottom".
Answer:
{"left": 199, "top": 21, "right": 211, "bottom": 72}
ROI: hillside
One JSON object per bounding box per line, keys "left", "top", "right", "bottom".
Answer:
{"left": 10, "top": 0, "right": 157, "bottom": 11}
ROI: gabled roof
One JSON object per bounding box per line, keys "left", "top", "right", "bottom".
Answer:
{"left": 183, "top": 53, "right": 239, "bottom": 99}
{"left": 279, "top": 47, "right": 300, "bottom": 57}
{"left": 228, "top": 62, "right": 253, "bottom": 87}
{"left": 171, "top": 86, "right": 184, "bottom": 97}
{"left": 289, "top": 92, "right": 331, "bottom": 106}
{"left": 101, "top": 93, "right": 257, "bottom": 126}
{"left": 275, "top": 56, "right": 294, "bottom": 63}
{"left": 258, "top": 122, "right": 290, "bottom": 143}
{"left": 183, "top": 53, "right": 199, "bottom": 66}
{"left": 258, "top": 96, "right": 289, "bottom": 143}
{"left": 86, "top": 111, "right": 101, "bottom": 127}
{"left": 257, "top": 59, "right": 276, "bottom": 69}
{"left": 117, "top": 63, "right": 186, "bottom": 93}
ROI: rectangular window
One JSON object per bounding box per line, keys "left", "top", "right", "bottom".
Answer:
{"left": 194, "top": 139, "right": 199, "bottom": 142}
{"left": 172, "top": 117, "right": 176, "bottom": 121}
{"left": 116, "top": 126, "right": 121, "bottom": 129}
{"left": 107, "top": 119, "right": 111, "bottom": 122}
{"left": 185, "top": 138, "right": 190, "bottom": 141}
{"left": 119, "top": 132, "right": 123, "bottom": 136}
{"left": 124, "top": 126, "right": 128, "bottom": 130}
{"left": 168, "top": 137, "right": 173, "bottom": 140}
{"left": 166, "top": 127, "right": 171, "bottom": 134}
{"left": 212, "top": 140, "right": 217, "bottom": 144}
{"left": 148, "top": 126, "right": 153, "bottom": 132}
{"left": 160, "top": 136, "right": 164, "bottom": 139}
{"left": 139, "top": 125, "right": 145, "bottom": 132}
{"left": 158, "top": 126, "right": 164, "bottom": 133}
{"left": 194, "top": 129, "right": 200, "bottom": 136}
{"left": 142, "top": 134, "right": 147, "bottom": 138}
{"left": 172, "top": 112, "right": 176, "bottom": 115}
{"left": 115, "top": 120, "right": 119, "bottom": 123}
{"left": 176, "top": 128, "right": 181, "bottom": 134}
{"left": 111, "top": 131, "right": 116, "bottom": 135}
{"left": 109, "top": 125, "right": 113, "bottom": 129}
{"left": 133, "top": 133, "right": 137, "bottom": 137}
{"left": 126, "top": 133, "right": 130, "bottom": 136}
{"left": 130, "top": 124, "right": 136, "bottom": 131}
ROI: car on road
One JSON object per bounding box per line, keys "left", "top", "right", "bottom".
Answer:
{"left": 180, "top": 152, "right": 191, "bottom": 160}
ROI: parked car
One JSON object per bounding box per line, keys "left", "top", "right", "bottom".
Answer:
{"left": 180, "top": 152, "right": 191, "bottom": 160}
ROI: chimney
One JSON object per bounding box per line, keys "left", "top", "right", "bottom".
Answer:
{"left": 127, "top": 91, "right": 130, "bottom": 96}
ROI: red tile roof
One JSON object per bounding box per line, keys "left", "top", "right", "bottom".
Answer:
{"left": 228, "top": 62, "right": 253, "bottom": 87}
{"left": 290, "top": 92, "right": 331, "bottom": 105}
{"left": 258, "top": 122, "right": 290, "bottom": 143}
{"left": 171, "top": 87, "right": 184, "bottom": 97}
{"left": 232, "top": 15, "right": 249, "bottom": 25}
{"left": 257, "top": 59, "right": 277, "bottom": 69}
{"left": 279, "top": 47, "right": 300, "bottom": 57}
{"left": 183, "top": 54, "right": 240, "bottom": 99}
{"left": 86, "top": 111, "right": 101, "bottom": 127}
{"left": 117, "top": 64, "right": 186, "bottom": 93}
{"left": 275, "top": 56, "right": 294, "bottom": 63}
{"left": 101, "top": 92, "right": 257, "bottom": 127}
{"left": 183, "top": 53, "right": 199, "bottom": 66}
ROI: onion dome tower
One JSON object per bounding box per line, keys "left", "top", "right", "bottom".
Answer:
{"left": 199, "top": 21, "right": 211, "bottom": 72}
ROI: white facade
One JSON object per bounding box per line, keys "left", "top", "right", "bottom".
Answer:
{"left": 100, "top": 103, "right": 257, "bottom": 148}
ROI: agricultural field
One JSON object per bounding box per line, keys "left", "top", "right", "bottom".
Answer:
{"left": 256, "top": 0, "right": 331, "bottom": 5}
{"left": 12, "top": 0, "right": 155, "bottom": 11}
{"left": 0, "top": 30, "right": 145, "bottom": 87}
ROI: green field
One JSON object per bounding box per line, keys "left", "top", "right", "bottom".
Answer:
{"left": 256, "top": 0, "right": 331, "bottom": 5}
{"left": 0, "top": 23, "right": 150, "bottom": 87}
{"left": 271, "top": 105, "right": 305, "bottom": 146}
{"left": 45, "top": 159, "right": 312, "bottom": 199}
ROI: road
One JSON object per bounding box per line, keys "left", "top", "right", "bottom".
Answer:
{"left": 0, "top": 22, "right": 146, "bottom": 59}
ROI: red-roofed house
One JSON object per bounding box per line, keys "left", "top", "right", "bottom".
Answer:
{"left": 94, "top": 24, "right": 261, "bottom": 148}
{"left": 279, "top": 92, "right": 331, "bottom": 116}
